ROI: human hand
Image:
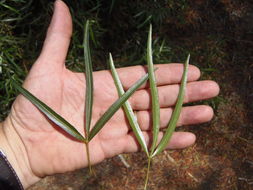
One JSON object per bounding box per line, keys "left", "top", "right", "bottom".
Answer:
{"left": 0, "top": 0, "right": 219, "bottom": 189}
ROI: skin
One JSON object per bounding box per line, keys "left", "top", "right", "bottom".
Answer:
{"left": 0, "top": 0, "right": 220, "bottom": 189}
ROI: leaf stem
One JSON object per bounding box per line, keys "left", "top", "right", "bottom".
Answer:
{"left": 85, "top": 142, "right": 93, "bottom": 174}
{"left": 144, "top": 157, "right": 152, "bottom": 190}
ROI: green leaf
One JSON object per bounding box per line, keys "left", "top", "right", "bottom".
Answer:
{"left": 88, "top": 68, "right": 150, "bottom": 141}
{"left": 0, "top": 2, "right": 19, "bottom": 14}
{"left": 109, "top": 53, "right": 149, "bottom": 156}
{"left": 151, "top": 54, "right": 190, "bottom": 157}
{"left": 83, "top": 20, "right": 93, "bottom": 138}
{"left": 12, "top": 80, "right": 86, "bottom": 142}
{"left": 147, "top": 24, "right": 160, "bottom": 154}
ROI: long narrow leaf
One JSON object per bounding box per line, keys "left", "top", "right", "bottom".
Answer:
{"left": 88, "top": 71, "right": 150, "bottom": 141}
{"left": 109, "top": 53, "right": 149, "bottom": 156}
{"left": 147, "top": 24, "right": 160, "bottom": 154}
{"left": 152, "top": 54, "right": 190, "bottom": 157}
{"left": 12, "top": 80, "right": 86, "bottom": 142}
{"left": 83, "top": 20, "right": 93, "bottom": 138}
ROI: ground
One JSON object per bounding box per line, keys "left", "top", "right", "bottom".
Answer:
{"left": 1, "top": 0, "right": 252, "bottom": 189}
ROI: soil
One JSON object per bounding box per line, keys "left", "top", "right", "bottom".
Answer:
{"left": 28, "top": 1, "right": 252, "bottom": 189}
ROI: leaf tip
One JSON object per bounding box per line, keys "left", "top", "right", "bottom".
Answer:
{"left": 187, "top": 54, "right": 190, "bottom": 62}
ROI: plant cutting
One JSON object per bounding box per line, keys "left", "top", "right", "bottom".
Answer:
{"left": 110, "top": 24, "right": 189, "bottom": 190}
{"left": 11, "top": 20, "right": 151, "bottom": 173}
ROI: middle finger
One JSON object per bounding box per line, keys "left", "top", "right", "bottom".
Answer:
{"left": 129, "top": 80, "right": 219, "bottom": 110}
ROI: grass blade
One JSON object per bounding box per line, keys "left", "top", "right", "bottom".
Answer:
{"left": 147, "top": 24, "right": 160, "bottom": 154}
{"left": 88, "top": 70, "right": 150, "bottom": 141}
{"left": 83, "top": 20, "right": 93, "bottom": 138}
{"left": 151, "top": 54, "right": 190, "bottom": 157}
{"left": 109, "top": 53, "right": 149, "bottom": 156}
{"left": 12, "top": 80, "right": 86, "bottom": 142}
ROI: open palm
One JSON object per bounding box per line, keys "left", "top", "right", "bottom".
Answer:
{"left": 6, "top": 0, "right": 219, "bottom": 183}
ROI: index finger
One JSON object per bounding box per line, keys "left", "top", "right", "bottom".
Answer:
{"left": 94, "top": 63, "right": 201, "bottom": 90}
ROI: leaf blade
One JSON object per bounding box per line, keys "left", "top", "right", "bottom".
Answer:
{"left": 147, "top": 24, "right": 160, "bottom": 154}
{"left": 109, "top": 53, "right": 149, "bottom": 156}
{"left": 83, "top": 20, "right": 93, "bottom": 138}
{"left": 88, "top": 69, "right": 150, "bottom": 141}
{"left": 12, "top": 80, "right": 86, "bottom": 142}
{"left": 152, "top": 54, "right": 190, "bottom": 157}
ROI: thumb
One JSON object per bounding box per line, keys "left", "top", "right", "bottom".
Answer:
{"left": 36, "top": 0, "right": 72, "bottom": 68}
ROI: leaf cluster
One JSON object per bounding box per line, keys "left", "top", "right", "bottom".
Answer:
{"left": 110, "top": 25, "right": 189, "bottom": 189}
{"left": 12, "top": 21, "right": 150, "bottom": 144}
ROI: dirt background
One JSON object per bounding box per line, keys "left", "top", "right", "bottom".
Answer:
{"left": 25, "top": 0, "right": 252, "bottom": 189}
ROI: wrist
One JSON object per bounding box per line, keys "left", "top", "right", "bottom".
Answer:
{"left": 0, "top": 118, "right": 40, "bottom": 189}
